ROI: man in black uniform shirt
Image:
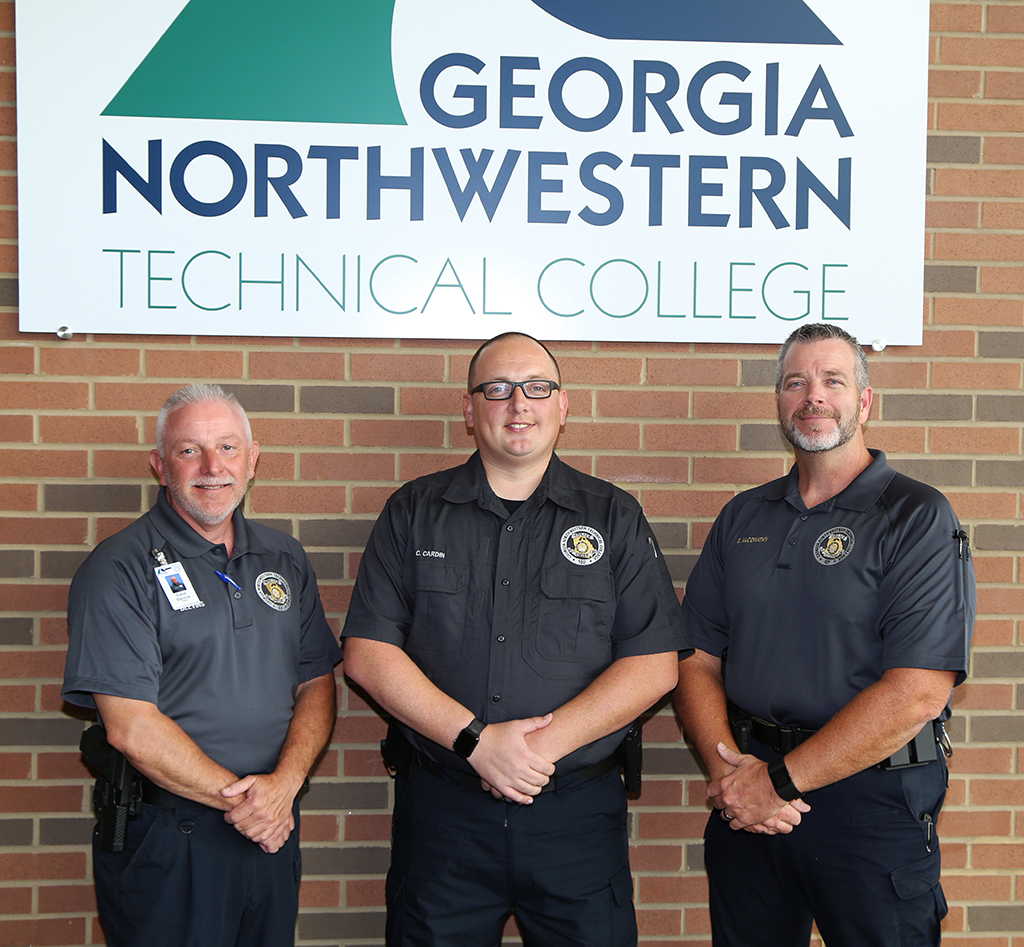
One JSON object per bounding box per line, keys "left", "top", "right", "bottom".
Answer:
{"left": 674, "top": 324, "right": 975, "bottom": 947}
{"left": 63, "top": 384, "right": 341, "bottom": 947}
{"left": 343, "top": 332, "right": 690, "bottom": 946}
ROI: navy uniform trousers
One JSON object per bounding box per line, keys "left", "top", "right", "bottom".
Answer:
{"left": 704, "top": 738, "right": 949, "bottom": 947}
{"left": 92, "top": 795, "right": 301, "bottom": 947}
{"left": 385, "top": 762, "right": 637, "bottom": 947}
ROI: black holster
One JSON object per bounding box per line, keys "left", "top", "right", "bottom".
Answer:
{"left": 619, "top": 721, "right": 643, "bottom": 793}
{"left": 878, "top": 721, "right": 940, "bottom": 770}
{"left": 381, "top": 725, "right": 416, "bottom": 782}
{"left": 80, "top": 725, "right": 142, "bottom": 853}
{"left": 731, "top": 716, "right": 752, "bottom": 754}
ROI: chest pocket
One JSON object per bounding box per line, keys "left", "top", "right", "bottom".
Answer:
{"left": 402, "top": 560, "right": 478, "bottom": 660}
{"left": 525, "top": 567, "right": 615, "bottom": 680}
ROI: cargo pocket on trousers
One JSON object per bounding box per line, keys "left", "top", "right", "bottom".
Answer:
{"left": 609, "top": 864, "right": 638, "bottom": 946}
{"left": 890, "top": 849, "right": 948, "bottom": 943}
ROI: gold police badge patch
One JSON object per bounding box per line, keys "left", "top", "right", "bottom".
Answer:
{"left": 255, "top": 571, "right": 292, "bottom": 610}
{"left": 560, "top": 525, "right": 605, "bottom": 566}
{"left": 813, "top": 527, "right": 855, "bottom": 566}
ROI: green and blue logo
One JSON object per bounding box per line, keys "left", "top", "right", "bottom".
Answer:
{"left": 103, "top": 0, "right": 407, "bottom": 125}
{"left": 529, "top": 0, "right": 840, "bottom": 45}
{"left": 103, "top": 0, "right": 839, "bottom": 126}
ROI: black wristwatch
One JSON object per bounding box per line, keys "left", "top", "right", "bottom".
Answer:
{"left": 767, "top": 756, "right": 804, "bottom": 801}
{"left": 453, "top": 718, "right": 487, "bottom": 759}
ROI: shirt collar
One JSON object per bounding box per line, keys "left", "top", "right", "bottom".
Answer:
{"left": 442, "top": 451, "right": 583, "bottom": 515}
{"left": 150, "top": 487, "right": 264, "bottom": 559}
{"left": 769, "top": 449, "right": 896, "bottom": 513}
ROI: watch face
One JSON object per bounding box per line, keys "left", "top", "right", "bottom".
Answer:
{"left": 454, "top": 720, "right": 484, "bottom": 759}
{"left": 453, "top": 730, "right": 476, "bottom": 758}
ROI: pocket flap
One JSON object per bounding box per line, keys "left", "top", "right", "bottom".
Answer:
{"left": 541, "top": 567, "right": 612, "bottom": 601}
{"left": 890, "top": 850, "right": 941, "bottom": 900}
{"left": 403, "top": 561, "right": 469, "bottom": 593}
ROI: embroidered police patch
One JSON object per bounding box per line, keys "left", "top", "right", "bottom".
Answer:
{"left": 813, "top": 527, "right": 855, "bottom": 565}
{"left": 255, "top": 571, "right": 292, "bottom": 610}
{"left": 560, "top": 525, "right": 606, "bottom": 566}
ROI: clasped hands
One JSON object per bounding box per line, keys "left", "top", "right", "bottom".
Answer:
{"left": 708, "top": 743, "right": 810, "bottom": 835}
{"left": 471, "top": 714, "right": 558, "bottom": 805}
{"left": 219, "top": 771, "right": 300, "bottom": 854}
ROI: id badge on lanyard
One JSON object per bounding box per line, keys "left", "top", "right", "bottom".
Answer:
{"left": 151, "top": 548, "right": 205, "bottom": 611}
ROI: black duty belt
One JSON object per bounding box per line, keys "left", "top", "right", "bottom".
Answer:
{"left": 423, "top": 753, "right": 614, "bottom": 790}
{"left": 384, "top": 725, "right": 618, "bottom": 795}
{"left": 139, "top": 778, "right": 185, "bottom": 809}
{"left": 415, "top": 747, "right": 617, "bottom": 794}
{"left": 728, "top": 701, "right": 816, "bottom": 755}
{"left": 727, "top": 701, "right": 948, "bottom": 770}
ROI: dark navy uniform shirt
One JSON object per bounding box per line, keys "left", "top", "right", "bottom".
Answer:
{"left": 342, "top": 452, "right": 691, "bottom": 775}
{"left": 63, "top": 489, "right": 341, "bottom": 776}
{"left": 683, "top": 451, "right": 975, "bottom": 731}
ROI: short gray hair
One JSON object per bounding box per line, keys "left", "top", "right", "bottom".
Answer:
{"left": 155, "top": 384, "right": 251, "bottom": 457}
{"left": 775, "top": 324, "right": 869, "bottom": 393}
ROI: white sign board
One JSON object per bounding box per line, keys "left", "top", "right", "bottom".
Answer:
{"left": 17, "top": 0, "right": 928, "bottom": 344}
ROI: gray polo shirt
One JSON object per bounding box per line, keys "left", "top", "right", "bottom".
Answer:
{"left": 63, "top": 489, "right": 341, "bottom": 776}
{"left": 683, "top": 451, "right": 975, "bottom": 730}
{"left": 342, "top": 452, "right": 691, "bottom": 775}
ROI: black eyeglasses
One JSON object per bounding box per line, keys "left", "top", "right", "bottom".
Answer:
{"left": 470, "top": 380, "right": 560, "bottom": 400}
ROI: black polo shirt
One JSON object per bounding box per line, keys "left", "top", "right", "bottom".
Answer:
{"left": 683, "top": 451, "right": 974, "bottom": 730}
{"left": 343, "top": 452, "right": 691, "bottom": 775}
{"left": 63, "top": 489, "right": 341, "bottom": 776}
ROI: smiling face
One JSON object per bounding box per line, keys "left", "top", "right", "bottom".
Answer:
{"left": 150, "top": 399, "right": 259, "bottom": 539}
{"left": 777, "top": 339, "right": 871, "bottom": 454}
{"left": 463, "top": 335, "right": 568, "bottom": 473}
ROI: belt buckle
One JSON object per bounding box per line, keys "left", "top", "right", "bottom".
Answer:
{"left": 776, "top": 727, "right": 800, "bottom": 754}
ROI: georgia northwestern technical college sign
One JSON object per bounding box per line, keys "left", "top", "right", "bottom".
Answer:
{"left": 17, "top": 0, "right": 929, "bottom": 344}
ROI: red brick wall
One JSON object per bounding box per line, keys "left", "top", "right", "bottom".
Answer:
{"left": 1, "top": 2, "right": 1022, "bottom": 944}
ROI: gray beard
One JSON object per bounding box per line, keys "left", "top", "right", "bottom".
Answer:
{"left": 781, "top": 411, "right": 858, "bottom": 453}
{"left": 165, "top": 476, "right": 246, "bottom": 528}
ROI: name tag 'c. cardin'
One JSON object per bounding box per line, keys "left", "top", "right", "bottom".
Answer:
{"left": 154, "top": 562, "right": 206, "bottom": 610}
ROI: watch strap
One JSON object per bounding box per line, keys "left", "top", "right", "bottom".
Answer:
{"left": 453, "top": 717, "right": 486, "bottom": 759}
{"left": 767, "top": 756, "right": 803, "bottom": 801}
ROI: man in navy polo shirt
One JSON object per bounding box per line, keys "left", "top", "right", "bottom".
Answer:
{"left": 63, "top": 384, "right": 341, "bottom": 947}
{"left": 343, "top": 332, "right": 690, "bottom": 946}
{"left": 674, "top": 324, "right": 975, "bottom": 947}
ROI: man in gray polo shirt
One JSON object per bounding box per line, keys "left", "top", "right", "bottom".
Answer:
{"left": 63, "top": 384, "right": 341, "bottom": 947}
{"left": 674, "top": 324, "right": 974, "bottom": 946}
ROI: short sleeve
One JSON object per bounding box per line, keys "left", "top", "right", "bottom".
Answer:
{"left": 609, "top": 506, "right": 693, "bottom": 660}
{"left": 294, "top": 542, "right": 343, "bottom": 683}
{"left": 878, "top": 488, "right": 975, "bottom": 684}
{"left": 62, "top": 549, "right": 163, "bottom": 709}
{"left": 679, "top": 506, "right": 732, "bottom": 660}
{"left": 341, "top": 487, "right": 414, "bottom": 648}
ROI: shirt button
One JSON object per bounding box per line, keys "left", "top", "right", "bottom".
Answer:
{"left": 491, "top": 695, "right": 501, "bottom": 703}
{"left": 506, "top": 524, "right": 514, "bottom": 532}
{"left": 501, "top": 578, "right": 510, "bottom": 586}
{"left": 789, "top": 538, "right": 797, "bottom": 545}
{"left": 497, "top": 635, "right": 505, "bottom": 643}
{"left": 800, "top": 515, "right": 808, "bottom": 521}
{"left": 233, "top": 592, "right": 241, "bottom": 599}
